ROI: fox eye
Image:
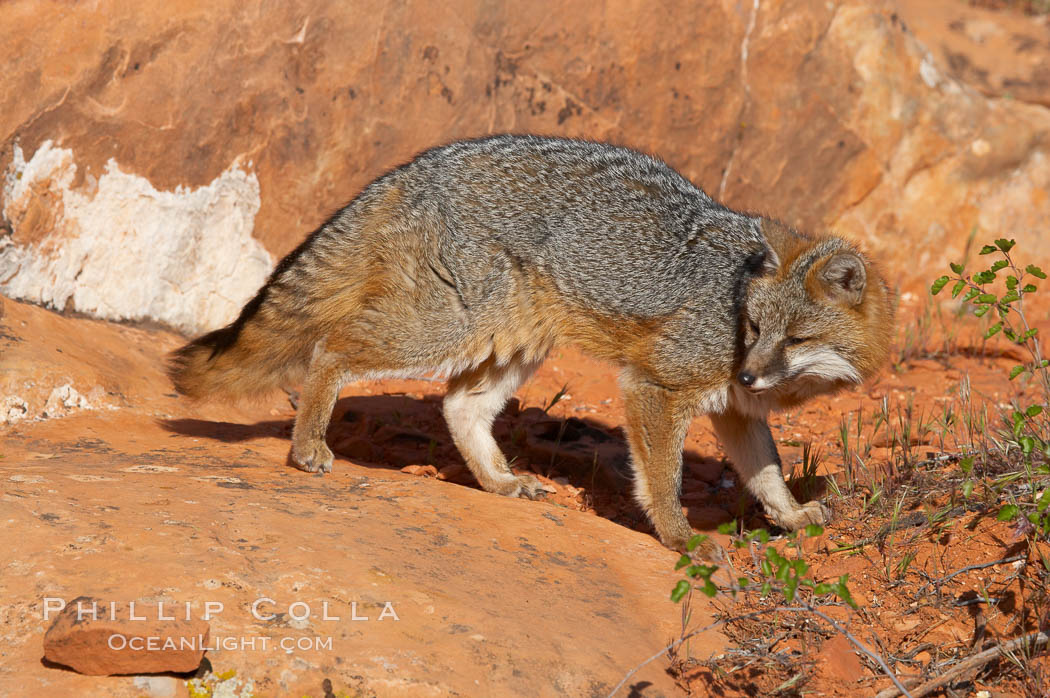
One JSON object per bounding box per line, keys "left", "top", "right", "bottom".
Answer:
{"left": 786, "top": 336, "right": 807, "bottom": 346}
{"left": 749, "top": 320, "right": 760, "bottom": 336}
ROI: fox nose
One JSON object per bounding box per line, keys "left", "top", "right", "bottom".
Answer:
{"left": 737, "top": 371, "right": 757, "bottom": 387}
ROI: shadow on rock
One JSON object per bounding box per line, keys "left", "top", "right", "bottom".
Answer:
{"left": 161, "top": 393, "right": 731, "bottom": 536}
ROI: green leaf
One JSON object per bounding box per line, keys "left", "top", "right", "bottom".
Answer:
{"left": 977, "top": 293, "right": 998, "bottom": 304}
{"left": 717, "top": 521, "right": 736, "bottom": 535}
{"left": 671, "top": 579, "right": 691, "bottom": 602}
{"left": 784, "top": 576, "right": 799, "bottom": 602}
{"left": 1001, "top": 290, "right": 1020, "bottom": 304}
{"left": 791, "top": 559, "right": 809, "bottom": 576}
{"left": 931, "top": 276, "right": 951, "bottom": 295}
{"left": 964, "top": 288, "right": 981, "bottom": 302}
{"left": 700, "top": 579, "right": 718, "bottom": 597}
{"left": 950, "top": 262, "right": 964, "bottom": 274}
{"left": 1037, "top": 488, "right": 1050, "bottom": 514}
{"left": 991, "top": 259, "right": 1009, "bottom": 272}
{"left": 974, "top": 305, "right": 991, "bottom": 318}
{"left": 962, "top": 479, "right": 974, "bottom": 499}
{"left": 1010, "top": 364, "right": 1026, "bottom": 380}
{"left": 995, "top": 238, "right": 1016, "bottom": 253}
{"left": 814, "top": 583, "right": 832, "bottom": 595}
{"left": 974, "top": 271, "right": 997, "bottom": 284}
{"left": 737, "top": 577, "right": 750, "bottom": 587}
{"left": 1025, "top": 328, "right": 1039, "bottom": 339}
{"left": 1023, "top": 283, "right": 1038, "bottom": 293}
{"left": 686, "top": 534, "right": 708, "bottom": 551}
{"left": 960, "top": 456, "right": 974, "bottom": 473}
{"left": 997, "top": 504, "right": 1020, "bottom": 521}
{"left": 1020, "top": 436, "right": 1036, "bottom": 456}
{"left": 1026, "top": 405, "right": 1043, "bottom": 418}
{"left": 761, "top": 559, "right": 772, "bottom": 577}
{"left": 979, "top": 245, "right": 998, "bottom": 255}
{"left": 804, "top": 523, "right": 824, "bottom": 537}
{"left": 760, "top": 581, "right": 772, "bottom": 597}
{"left": 675, "top": 554, "right": 692, "bottom": 570}
{"left": 1007, "top": 275, "right": 1019, "bottom": 290}
{"left": 951, "top": 280, "right": 966, "bottom": 298}
{"left": 985, "top": 322, "right": 1003, "bottom": 339}
{"left": 833, "top": 578, "right": 858, "bottom": 609}
{"left": 1027, "top": 264, "right": 1047, "bottom": 279}
{"left": 1014, "top": 411, "right": 1026, "bottom": 437}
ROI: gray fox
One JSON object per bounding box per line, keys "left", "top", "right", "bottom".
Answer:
{"left": 169, "top": 135, "right": 895, "bottom": 551}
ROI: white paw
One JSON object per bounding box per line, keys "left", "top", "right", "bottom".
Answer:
{"left": 773, "top": 500, "right": 830, "bottom": 531}
{"left": 508, "top": 473, "right": 555, "bottom": 500}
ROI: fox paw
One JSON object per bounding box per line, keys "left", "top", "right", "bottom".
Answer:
{"left": 500, "top": 473, "right": 554, "bottom": 500}
{"left": 775, "top": 500, "right": 830, "bottom": 531}
{"left": 291, "top": 441, "right": 333, "bottom": 474}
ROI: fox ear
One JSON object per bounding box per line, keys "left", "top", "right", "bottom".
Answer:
{"left": 745, "top": 247, "right": 780, "bottom": 277}
{"left": 761, "top": 248, "right": 780, "bottom": 275}
{"left": 820, "top": 252, "right": 866, "bottom": 306}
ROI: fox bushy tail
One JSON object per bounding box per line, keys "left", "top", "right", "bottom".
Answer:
{"left": 167, "top": 244, "right": 317, "bottom": 401}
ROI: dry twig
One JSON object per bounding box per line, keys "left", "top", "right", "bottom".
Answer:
{"left": 873, "top": 631, "right": 1049, "bottom": 698}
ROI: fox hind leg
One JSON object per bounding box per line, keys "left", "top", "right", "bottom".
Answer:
{"left": 290, "top": 342, "right": 349, "bottom": 474}
{"left": 443, "top": 355, "right": 547, "bottom": 499}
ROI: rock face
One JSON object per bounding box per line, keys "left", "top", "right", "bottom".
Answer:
{"left": 895, "top": 0, "right": 1050, "bottom": 108}
{"left": 2, "top": 0, "right": 1049, "bottom": 332}
{"left": 43, "top": 598, "right": 210, "bottom": 676}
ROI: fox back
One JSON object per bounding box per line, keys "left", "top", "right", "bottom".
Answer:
{"left": 170, "top": 135, "right": 777, "bottom": 399}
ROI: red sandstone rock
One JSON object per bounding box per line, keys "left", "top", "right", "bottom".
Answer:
{"left": 43, "top": 598, "right": 209, "bottom": 676}
{"left": 399, "top": 463, "right": 438, "bottom": 477}
{"left": 895, "top": 0, "right": 1050, "bottom": 108}
{"left": 2, "top": 0, "right": 1048, "bottom": 332}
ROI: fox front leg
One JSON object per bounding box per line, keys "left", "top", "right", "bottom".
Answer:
{"left": 620, "top": 373, "right": 701, "bottom": 551}
{"left": 709, "top": 409, "right": 828, "bottom": 531}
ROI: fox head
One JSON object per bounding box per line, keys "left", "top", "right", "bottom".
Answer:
{"left": 737, "top": 230, "right": 895, "bottom": 406}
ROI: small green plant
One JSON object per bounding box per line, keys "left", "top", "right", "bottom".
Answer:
{"left": 793, "top": 441, "right": 823, "bottom": 501}
{"left": 542, "top": 383, "right": 570, "bottom": 414}
{"left": 604, "top": 524, "right": 917, "bottom": 698}
{"left": 932, "top": 237, "right": 1050, "bottom": 539}
{"left": 837, "top": 414, "right": 856, "bottom": 494}
{"left": 670, "top": 523, "right": 856, "bottom": 607}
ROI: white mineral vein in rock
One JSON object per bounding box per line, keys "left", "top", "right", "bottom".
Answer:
{"left": 1, "top": 140, "right": 272, "bottom": 334}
